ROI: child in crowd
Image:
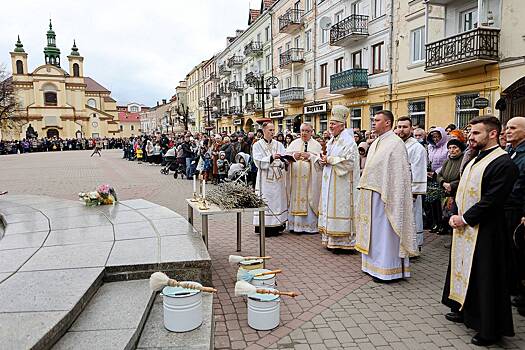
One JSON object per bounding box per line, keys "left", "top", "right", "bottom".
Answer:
{"left": 216, "top": 151, "right": 230, "bottom": 183}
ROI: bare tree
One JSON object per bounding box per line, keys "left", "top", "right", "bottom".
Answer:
{"left": 0, "top": 64, "right": 22, "bottom": 140}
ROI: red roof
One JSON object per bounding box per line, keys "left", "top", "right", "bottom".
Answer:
{"left": 85, "top": 77, "right": 110, "bottom": 93}
{"left": 249, "top": 9, "right": 260, "bottom": 25}
{"left": 118, "top": 111, "right": 140, "bottom": 122}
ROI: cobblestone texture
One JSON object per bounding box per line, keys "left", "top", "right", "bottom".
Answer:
{"left": 1, "top": 150, "right": 524, "bottom": 349}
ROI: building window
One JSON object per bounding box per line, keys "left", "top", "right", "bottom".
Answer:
{"left": 320, "top": 113, "right": 328, "bottom": 132}
{"left": 352, "top": 51, "right": 362, "bottom": 68}
{"left": 352, "top": 1, "right": 363, "bottom": 15}
{"left": 294, "top": 73, "right": 301, "bottom": 86}
{"left": 372, "top": 42, "right": 384, "bottom": 74}
{"left": 335, "top": 10, "right": 344, "bottom": 24}
{"left": 265, "top": 26, "right": 270, "bottom": 41}
{"left": 372, "top": 0, "right": 384, "bottom": 18}
{"left": 410, "top": 27, "right": 425, "bottom": 63}
{"left": 370, "top": 105, "right": 383, "bottom": 128}
{"left": 320, "top": 63, "right": 328, "bottom": 87}
{"left": 294, "top": 36, "right": 301, "bottom": 49}
{"left": 87, "top": 98, "right": 97, "bottom": 108}
{"left": 119, "top": 125, "right": 123, "bottom": 131}
{"left": 305, "top": 0, "right": 312, "bottom": 12}
{"left": 73, "top": 63, "right": 80, "bottom": 77}
{"left": 335, "top": 57, "right": 344, "bottom": 73}
{"left": 286, "top": 77, "right": 292, "bottom": 89}
{"left": 130, "top": 106, "right": 139, "bottom": 112}
{"left": 408, "top": 100, "right": 426, "bottom": 129}
{"left": 131, "top": 125, "right": 134, "bottom": 131}
{"left": 305, "top": 69, "right": 312, "bottom": 90}
{"left": 321, "top": 28, "right": 328, "bottom": 44}
{"left": 305, "top": 30, "right": 312, "bottom": 51}
{"left": 16, "top": 60, "right": 24, "bottom": 74}
{"left": 460, "top": 8, "right": 478, "bottom": 32}
{"left": 351, "top": 108, "right": 362, "bottom": 129}
{"left": 44, "top": 91, "right": 57, "bottom": 106}
{"left": 456, "top": 93, "right": 480, "bottom": 128}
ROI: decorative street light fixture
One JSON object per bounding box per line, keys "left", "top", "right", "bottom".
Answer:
{"left": 245, "top": 72, "right": 280, "bottom": 121}
{"left": 199, "top": 97, "right": 219, "bottom": 135}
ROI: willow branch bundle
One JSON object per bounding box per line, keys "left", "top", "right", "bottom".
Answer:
{"left": 206, "top": 182, "right": 266, "bottom": 209}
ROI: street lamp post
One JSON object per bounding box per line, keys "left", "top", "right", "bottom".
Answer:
{"left": 245, "top": 74, "right": 280, "bottom": 121}
{"left": 199, "top": 97, "right": 218, "bottom": 135}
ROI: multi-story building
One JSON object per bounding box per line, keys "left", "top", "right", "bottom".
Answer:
{"left": 391, "top": 0, "right": 512, "bottom": 129}
{"left": 117, "top": 103, "right": 148, "bottom": 138}
{"left": 186, "top": 61, "right": 207, "bottom": 132}
{"left": 174, "top": 81, "right": 189, "bottom": 131}
{"left": 139, "top": 99, "right": 174, "bottom": 135}
{"left": 8, "top": 21, "right": 119, "bottom": 140}
{"left": 216, "top": 0, "right": 277, "bottom": 134}
{"left": 202, "top": 56, "right": 221, "bottom": 133}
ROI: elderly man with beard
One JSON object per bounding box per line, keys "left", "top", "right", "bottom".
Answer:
{"left": 317, "top": 105, "right": 360, "bottom": 250}
{"left": 252, "top": 122, "right": 288, "bottom": 235}
{"left": 396, "top": 117, "right": 427, "bottom": 252}
{"left": 442, "top": 116, "right": 518, "bottom": 346}
{"left": 286, "top": 123, "right": 323, "bottom": 234}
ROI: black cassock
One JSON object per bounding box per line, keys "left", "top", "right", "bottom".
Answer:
{"left": 442, "top": 146, "right": 518, "bottom": 339}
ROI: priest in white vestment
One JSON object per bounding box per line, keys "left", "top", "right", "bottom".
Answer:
{"left": 396, "top": 117, "right": 428, "bottom": 251}
{"left": 252, "top": 122, "right": 288, "bottom": 234}
{"left": 356, "top": 110, "right": 418, "bottom": 281}
{"left": 318, "top": 105, "right": 360, "bottom": 250}
{"left": 286, "top": 123, "right": 322, "bottom": 233}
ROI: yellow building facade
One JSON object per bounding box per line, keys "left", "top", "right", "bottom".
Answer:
{"left": 7, "top": 21, "right": 119, "bottom": 140}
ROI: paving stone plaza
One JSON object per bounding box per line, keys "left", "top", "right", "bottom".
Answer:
{"left": 1, "top": 149, "right": 524, "bottom": 349}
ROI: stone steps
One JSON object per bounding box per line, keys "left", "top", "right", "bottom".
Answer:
{"left": 52, "top": 280, "right": 155, "bottom": 350}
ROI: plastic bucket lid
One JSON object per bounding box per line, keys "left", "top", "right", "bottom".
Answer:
{"left": 162, "top": 282, "right": 202, "bottom": 298}
{"left": 239, "top": 259, "right": 263, "bottom": 266}
{"left": 248, "top": 287, "right": 280, "bottom": 302}
{"left": 250, "top": 268, "right": 275, "bottom": 281}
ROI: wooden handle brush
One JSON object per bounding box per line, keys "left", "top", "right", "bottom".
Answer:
{"left": 234, "top": 280, "right": 300, "bottom": 298}
{"left": 149, "top": 272, "right": 217, "bottom": 293}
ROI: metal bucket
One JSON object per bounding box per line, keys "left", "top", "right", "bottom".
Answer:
{"left": 247, "top": 288, "right": 280, "bottom": 330}
{"left": 250, "top": 268, "right": 276, "bottom": 287}
{"left": 162, "top": 283, "right": 203, "bottom": 332}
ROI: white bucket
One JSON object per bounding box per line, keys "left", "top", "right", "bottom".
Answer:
{"left": 238, "top": 259, "right": 264, "bottom": 271}
{"left": 162, "top": 283, "right": 203, "bottom": 332}
{"left": 247, "top": 288, "right": 280, "bottom": 330}
{"left": 250, "top": 268, "right": 276, "bottom": 287}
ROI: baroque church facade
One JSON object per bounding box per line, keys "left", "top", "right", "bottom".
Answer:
{"left": 8, "top": 20, "right": 119, "bottom": 140}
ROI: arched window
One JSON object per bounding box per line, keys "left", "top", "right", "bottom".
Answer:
{"left": 87, "top": 98, "right": 97, "bottom": 108}
{"left": 42, "top": 83, "right": 58, "bottom": 106}
{"left": 73, "top": 63, "right": 80, "bottom": 77}
{"left": 16, "top": 60, "right": 24, "bottom": 74}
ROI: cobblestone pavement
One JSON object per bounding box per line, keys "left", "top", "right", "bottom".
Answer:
{"left": 1, "top": 150, "right": 524, "bottom": 349}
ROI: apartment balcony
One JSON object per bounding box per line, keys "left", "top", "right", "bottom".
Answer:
{"left": 245, "top": 101, "right": 262, "bottom": 113}
{"left": 228, "top": 81, "right": 244, "bottom": 92}
{"left": 279, "top": 87, "right": 304, "bottom": 104}
{"left": 219, "top": 87, "right": 231, "bottom": 97}
{"left": 208, "top": 72, "right": 219, "bottom": 81}
{"left": 425, "top": 27, "right": 500, "bottom": 73}
{"left": 219, "top": 64, "right": 231, "bottom": 76}
{"left": 279, "top": 8, "right": 304, "bottom": 34}
{"left": 245, "top": 72, "right": 261, "bottom": 86}
{"left": 330, "top": 68, "right": 369, "bottom": 94}
{"left": 227, "top": 55, "right": 244, "bottom": 68}
{"left": 330, "top": 15, "right": 369, "bottom": 47}
{"left": 279, "top": 48, "right": 305, "bottom": 69}
{"left": 244, "top": 41, "right": 263, "bottom": 57}
{"left": 229, "top": 106, "right": 243, "bottom": 115}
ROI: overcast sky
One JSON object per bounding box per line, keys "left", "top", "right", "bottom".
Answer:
{"left": 0, "top": 0, "right": 257, "bottom": 106}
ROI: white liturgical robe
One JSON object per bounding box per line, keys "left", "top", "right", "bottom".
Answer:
{"left": 286, "top": 137, "right": 323, "bottom": 233}
{"left": 252, "top": 138, "right": 288, "bottom": 229}
{"left": 318, "top": 129, "right": 360, "bottom": 249}
{"left": 405, "top": 137, "right": 427, "bottom": 249}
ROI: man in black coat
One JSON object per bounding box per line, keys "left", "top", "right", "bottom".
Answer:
{"left": 504, "top": 117, "right": 525, "bottom": 315}
{"left": 442, "top": 116, "right": 518, "bottom": 346}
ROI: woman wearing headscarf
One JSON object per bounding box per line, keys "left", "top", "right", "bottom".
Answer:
{"left": 426, "top": 127, "right": 450, "bottom": 232}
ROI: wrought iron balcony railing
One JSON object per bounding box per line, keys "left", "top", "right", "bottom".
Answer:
{"left": 244, "top": 41, "right": 263, "bottom": 57}
{"left": 245, "top": 72, "right": 261, "bottom": 86}
{"left": 208, "top": 72, "right": 219, "bottom": 81}
{"left": 330, "top": 68, "right": 369, "bottom": 94}
{"left": 228, "top": 81, "right": 244, "bottom": 92}
{"left": 330, "top": 14, "right": 369, "bottom": 46}
{"left": 219, "top": 64, "right": 231, "bottom": 76}
{"left": 279, "top": 48, "right": 305, "bottom": 69}
{"left": 219, "top": 87, "right": 231, "bottom": 97}
{"left": 425, "top": 27, "right": 500, "bottom": 73}
{"left": 245, "top": 101, "right": 262, "bottom": 112}
{"left": 279, "top": 87, "right": 304, "bottom": 104}
{"left": 279, "top": 8, "right": 304, "bottom": 34}
{"left": 227, "top": 55, "right": 244, "bottom": 68}
{"left": 229, "top": 106, "right": 243, "bottom": 115}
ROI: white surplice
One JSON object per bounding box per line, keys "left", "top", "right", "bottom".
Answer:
{"left": 318, "top": 129, "right": 360, "bottom": 249}
{"left": 252, "top": 138, "right": 288, "bottom": 228}
{"left": 405, "top": 137, "right": 428, "bottom": 249}
{"left": 286, "top": 138, "right": 323, "bottom": 233}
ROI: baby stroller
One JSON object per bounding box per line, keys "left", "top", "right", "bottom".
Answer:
{"left": 160, "top": 148, "right": 182, "bottom": 178}
{"left": 226, "top": 152, "right": 251, "bottom": 185}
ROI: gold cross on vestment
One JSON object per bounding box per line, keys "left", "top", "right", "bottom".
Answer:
{"left": 467, "top": 187, "right": 477, "bottom": 199}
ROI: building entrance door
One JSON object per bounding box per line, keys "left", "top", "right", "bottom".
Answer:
{"left": 499, "top": 76, "right": 525, "bottom": 125}
{"left": 46, "top": 128, "right": 59, "bottom": 139}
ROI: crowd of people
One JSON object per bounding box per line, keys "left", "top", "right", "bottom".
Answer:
{"left": 0, "top": 137, "right": 124, "bottom": 155}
